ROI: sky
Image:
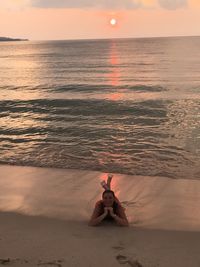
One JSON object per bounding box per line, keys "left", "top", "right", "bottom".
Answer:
{"left": 0, "top": 0, "right": 200, "bottom": 40}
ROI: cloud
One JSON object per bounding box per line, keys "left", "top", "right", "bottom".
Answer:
{"left": 32, "top": 0, "right": 142, "bottom": 9}
{"left": 0, "top": 0, "right": 187, "bottom": 10}
{"left": 0, "top": 0, "right": 30, "bottom": 10}
{"left": 158, "top": 0, "right": 188, "bottom": 9}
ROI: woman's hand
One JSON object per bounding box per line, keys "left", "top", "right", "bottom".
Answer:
{"left": 104, "top": 207, "right": 114, "bottom": 216}
{"left": 106, "top": 207, "right": 116, "bottom": 217}
{"left": 103, "top": 207, "right": 109, "bottom": 216}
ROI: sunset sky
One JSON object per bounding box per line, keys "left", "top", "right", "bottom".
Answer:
{"left": 0, "top": 0, "right": 200, "bottom": 40}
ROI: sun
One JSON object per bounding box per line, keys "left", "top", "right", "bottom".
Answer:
{"left": 110, "top": 18, "right": 117, "bottom": 26}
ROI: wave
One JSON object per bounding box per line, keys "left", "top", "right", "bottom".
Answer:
{"left": 0, "top": 98, "right": 168, "bottom": 115}
{"left": 0, "top": 84, "right": 167, "bottom": 94}
{"left": 0, "top": 97, "right": 199, "bottom": 180}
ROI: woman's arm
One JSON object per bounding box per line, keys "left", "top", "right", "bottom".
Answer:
{"left": 109, "top": 206, "right": 129, "bottom": 227}
{"left": 89, "top": 212, "right": 108, "bottom": 226}
{"left": 88, "top": 201, "right": 108, "bottom": 226}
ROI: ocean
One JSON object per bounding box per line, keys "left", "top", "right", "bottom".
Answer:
{"left": 0, "top": 36, "right": 200, "bottom": 180}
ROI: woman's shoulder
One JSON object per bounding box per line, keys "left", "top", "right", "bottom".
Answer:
{"left": 94, "top": 200, "right": 104, "bottom": 214}
{"left": 95, "top": 200, "right": 103, "bottom": 207}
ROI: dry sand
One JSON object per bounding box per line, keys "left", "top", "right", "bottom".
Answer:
{"left": 1, "top": 164, "right": 200, "bottom": 267}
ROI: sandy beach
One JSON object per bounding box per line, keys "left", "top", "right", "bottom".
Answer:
{"left": 1, "top": 212, "right": 200, "bottom": 267}
{"left": 1, "top": 164, "right": 200, "bottom": 267}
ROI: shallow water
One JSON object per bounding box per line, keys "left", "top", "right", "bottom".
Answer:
{"left": 0, "top": 37, "right": 199, "bottom": 179}
{"left": 1, "top": 165, "right": 200, "bottom": 231}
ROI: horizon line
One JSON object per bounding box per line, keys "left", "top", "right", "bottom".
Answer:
{"left": 28, "top": 34, "right": 200, "bottom": 42}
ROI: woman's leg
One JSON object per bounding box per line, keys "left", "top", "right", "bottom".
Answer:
{"left": 100, "top": 174, "right": 113, "bottom": 190}
{"left": 107, "top": 174, "right": 113, "bottom": 189}
{"left": 100, "top": 180, "right": 109, "bottom": 190}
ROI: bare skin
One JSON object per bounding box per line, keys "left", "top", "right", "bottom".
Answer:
{"left": 89, "top": 192, "right": 129, "bottom": 227}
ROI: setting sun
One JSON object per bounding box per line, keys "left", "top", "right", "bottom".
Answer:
{"left": 110, "top": 18, "right": 117, "bottom": 26}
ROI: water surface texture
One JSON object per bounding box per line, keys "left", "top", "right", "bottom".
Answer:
{"left": 0, "top": 37, "right": 199, "bottom": 179}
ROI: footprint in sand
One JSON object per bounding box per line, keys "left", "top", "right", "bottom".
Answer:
{"left": 0, "top": 258, "right": 28, "bottom": 265}
{"left": 0, "top": 258, "right": 11, "bottom": 265}
{"left": 0, "top": 258, "right": 64, "bottom": 267}
{"left": 116, "top": 254, "right": 143, "bottom": 267}
{"left": 37, "top": 260, "right": 63, "bottom": 267}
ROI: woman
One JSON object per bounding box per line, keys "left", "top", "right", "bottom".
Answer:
{"left": 89, "top": 175, "right": 129, "bottom": 227}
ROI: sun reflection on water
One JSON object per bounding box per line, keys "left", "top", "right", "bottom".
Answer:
{"left": 106, "top": 41, "right": 124, "bottom": 101}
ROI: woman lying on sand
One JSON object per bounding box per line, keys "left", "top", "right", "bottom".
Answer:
{"left": 89, "top": 174, "right": 129, "bottom": 227}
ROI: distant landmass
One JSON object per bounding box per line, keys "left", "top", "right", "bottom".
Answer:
{"left": 0, "top": 37, "right": 29, "bottom": 42}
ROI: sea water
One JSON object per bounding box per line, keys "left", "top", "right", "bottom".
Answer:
{"left": 0, "top": 37, "right": 200, "bottom": 180}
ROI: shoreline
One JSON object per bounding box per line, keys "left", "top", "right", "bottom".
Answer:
{"left": 0, "top": 162, "right": 199, "bottom": 182}
{"left": 1, "top": 164, "right": 200, "bottom": 266}
{"left": 1, "top": 163, "right": 200, "bottom": 231}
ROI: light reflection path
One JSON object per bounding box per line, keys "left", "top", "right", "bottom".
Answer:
{"left": 106, "top": 41, "right": 125, "bottom": 101}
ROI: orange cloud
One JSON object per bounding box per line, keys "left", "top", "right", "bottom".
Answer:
{"left": 0, "top": 0, "right": 193, "bottom": 10}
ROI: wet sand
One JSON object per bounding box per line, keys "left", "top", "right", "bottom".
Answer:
{"left": 1, "top": 164, "right": 200, "bottom": 266}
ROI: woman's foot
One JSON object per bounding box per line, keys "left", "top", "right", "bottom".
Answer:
{"left": 100, "top": 180, "right": 109, "bottom": 190}
{"left": 107, "top": 174, "right": 113, "bottom": 190}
